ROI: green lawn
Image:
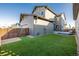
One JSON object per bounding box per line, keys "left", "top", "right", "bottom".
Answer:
{"left": 1, "top": 34, "right": 77, "bottom": 56}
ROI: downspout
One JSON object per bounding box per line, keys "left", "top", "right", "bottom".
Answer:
{"left": 33, "top": 17, "right": 35, "bottom": 35}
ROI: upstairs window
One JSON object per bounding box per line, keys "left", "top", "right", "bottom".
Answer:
{"left": 41, "top": 12, "right": 44, "bottom": 16}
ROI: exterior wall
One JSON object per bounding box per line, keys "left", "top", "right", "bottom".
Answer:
{"left": 47, "top": 23, "right": 54, "bottom": 33}
{"left": 61, "top": 14, "right": 66, "bottom": 30}
{"left": 75, "top": 11, "right": 79, "bottom": 52}
{"left": 33, "top": 7, "right": 55, "bottom": 21}
{"left": 45, "top": 9, "right": 55, "bottom": 21}
{"left": 34, "top": 18, "right": 49, "bottom": 26}
{"left": 58, "top": 17, "right": 64, "bottom": 31}
{"left": 33, "top": 7, "right": 45, "bottom": 17}
{"left": 54, "top": 16, "right": 62, "bottom": 31}
{"left": 34, "top": 18, "right": 54, "bottom": 35}
{"left": 56, "top": 17, "right": 62, "bottom": 31}
{"left": 75, "top": 12, "right": 79, "bottom": 40}
{"left": 20, "top": 15, "right": 54, "bottom": 36}
{"left": 55, "top": 14, "right": 66, "bottom": 31}
{"left": 61, "top": 18, "right": 65, "bottom": 30}
{"left": 20, "top": 16, "right": 34, "bottom": 35}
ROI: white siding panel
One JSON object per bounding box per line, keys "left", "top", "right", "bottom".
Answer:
{"left": 34, "top": 18, "right": 54, "bottom": 35}
{"left": 61, "top": 14, "right": 66, "bottom": 30}
{"left": 75, "top": 12, "right": 79, "bottom": 52}
{"left": 45, "top": 9, "right": 55, "bottom": 20}
{"left": 34, "top": 19, "right": 49, "bottom": 26}
{"left": 47, "top": 23, "right": 54, "bottom": 33}
{"left": 33, "top": 7, "right": 45, "bottom": 17}
{"left": 33, "top": 25, "right": 45, "bottom": 35}
{"left": 76, "top": 12, "right": 79, "bottom": 39}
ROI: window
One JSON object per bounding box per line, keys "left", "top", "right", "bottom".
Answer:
{"left": 41, "top": 12, "right": 44, "bottom": 16}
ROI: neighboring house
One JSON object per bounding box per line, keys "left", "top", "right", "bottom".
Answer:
{"left": 20, "top": 6, "right": 66, "bottom": 35}
{"left": 73, "top": 3, "right": 79, "bottom": 39}
{"left": 54, "top": 14, "right": 67, "bottom": 31}
{"left": 11, "top": 23, "right": 20, "bottom": 28}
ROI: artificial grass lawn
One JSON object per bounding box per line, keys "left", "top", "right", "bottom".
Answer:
{"left": 1, "top": 34, "right": 77, "bottom": 56}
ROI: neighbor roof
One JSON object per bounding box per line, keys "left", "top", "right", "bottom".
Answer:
{"left": 20, "top": 14, "right": 54, "bottom": 23}
{"left": 56, "top": 14, "right": 62, "bottom": 17}
{"left": 73, "top": 3, "right": 79, "bottom": 20}
{"left": 32, "top": 6, "right": 57, "bottom": 15}
{"left": 55, "top": 13, "right": 66, "bottom": 20}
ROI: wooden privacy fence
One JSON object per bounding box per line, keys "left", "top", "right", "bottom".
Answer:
{"left": 0, "top": 28, "right": 29, "bottom": 40}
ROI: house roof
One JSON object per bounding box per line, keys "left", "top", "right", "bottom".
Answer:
{"left": 56, "top": 14, "right": 62, "bottom": 17}
{"left": 32, "top": 6, "right": 57, "bottom": 15}
{"left": 73, "top": 3, "right": 79, "bottom": 20}
{"left": 20, "top": 14, "right": 54, "bottom": 23}
{"left": 55, "top": 13, "right": 66, "bottom": 20}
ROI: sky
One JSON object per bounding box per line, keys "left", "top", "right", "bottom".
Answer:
{"left": 0, "top": 3, "right": 75, "bottom": 28}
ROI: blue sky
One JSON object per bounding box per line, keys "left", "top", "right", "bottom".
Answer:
{"left": 0, "top": 3, "right": 74, "bottom": 27}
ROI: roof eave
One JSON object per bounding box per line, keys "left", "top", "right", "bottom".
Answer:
{"left": 32, "top": 6, "right": 57, "bottom": 16}
{"left": 73, "top": 3, "right": 79, "bottom": 20}
{"left": 20, "top": 13, "right": 54, "bottom": 23}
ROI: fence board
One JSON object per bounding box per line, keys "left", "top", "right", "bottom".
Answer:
{"left": 0, "top": 28, "right": 29, "bottom": 40}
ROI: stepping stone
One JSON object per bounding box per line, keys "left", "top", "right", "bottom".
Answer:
{"left": 0, "top": 50, "right": 17, "bottom": 56}
{"left": 1, "top": 50, "right": 5, "bottom": 53}
{"left": 12, "top": 53, "right": 15, "bottom": 55}
{"left": 1, "top": 52, "right": 8, "bottom": 56}
{"left": 9, "top": 51, "right": 12, "bottom": 53}
{"left": 7, "top": 54, "right": 12, "bottom": 56}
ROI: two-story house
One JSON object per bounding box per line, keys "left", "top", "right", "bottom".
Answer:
{"left": 54, "top": 13, "right": 66, "bottom": 31}
{"left": 20, "top": 6, "right": 66, "bottom": 35}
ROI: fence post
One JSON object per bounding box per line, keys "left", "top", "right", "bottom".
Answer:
{"left": 0, "top": 29, "right": 1, "bottom": 46}
{"left": 0, "top": 36, "right": 1, "bottom": 46}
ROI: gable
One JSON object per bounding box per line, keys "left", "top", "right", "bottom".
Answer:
{"left": 32, "top": 6, "right": 56, "bottom": 15}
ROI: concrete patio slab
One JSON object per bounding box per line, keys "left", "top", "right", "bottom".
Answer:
{"left": 1, "top": 37, "right": 21, "bottom": 45}
{"left": 54, "top": 31, "right": 71, "bottom": 35}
